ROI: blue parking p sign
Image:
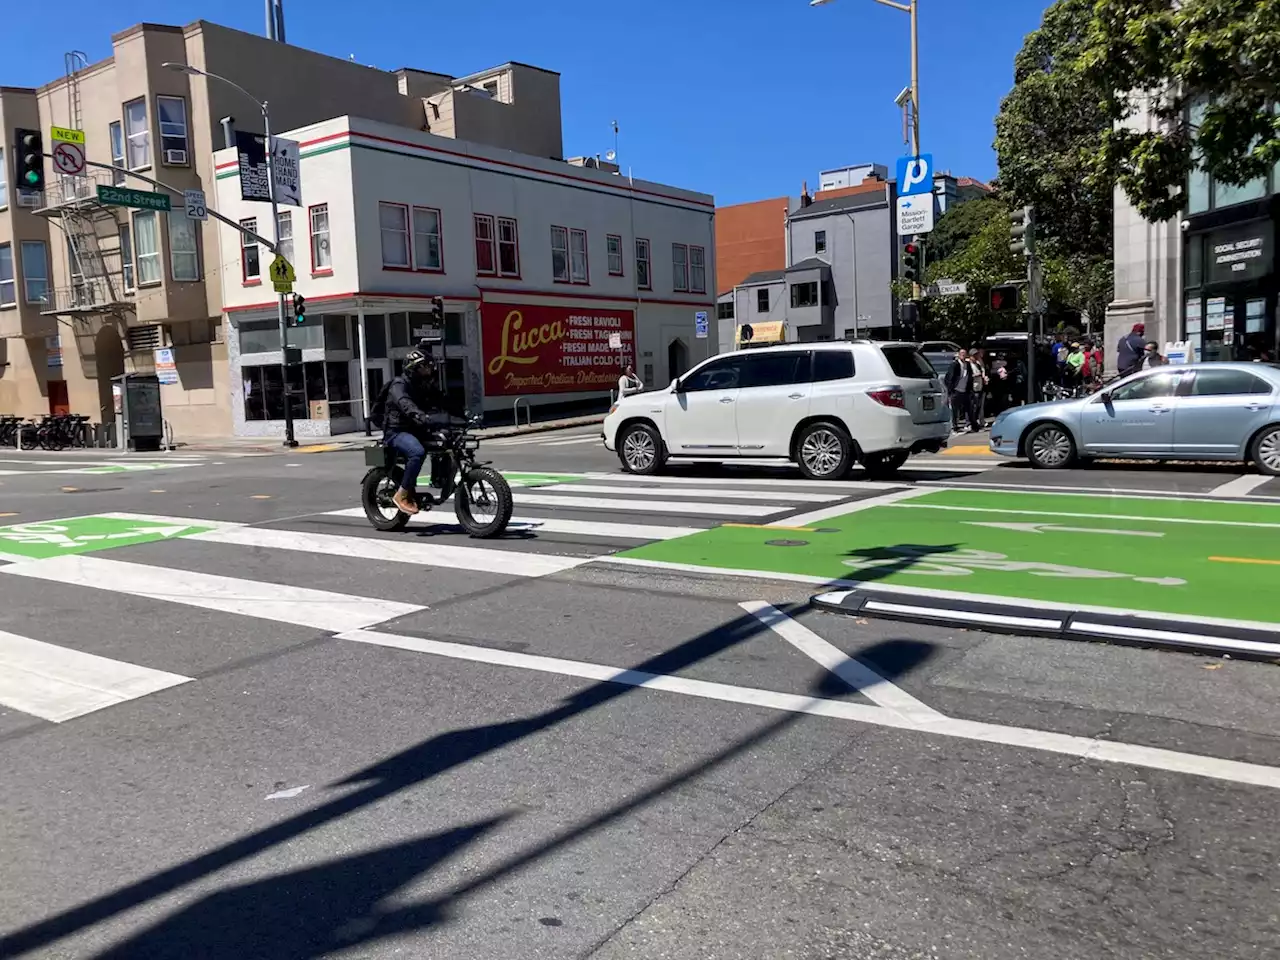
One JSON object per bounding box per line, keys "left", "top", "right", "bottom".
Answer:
{"left": 895, "top": 154, "right": 933, "bottom": 197}
{"left": 695, "top": 311, "right": 709, "bottom": 339}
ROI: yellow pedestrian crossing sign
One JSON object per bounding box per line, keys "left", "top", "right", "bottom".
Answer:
{"left": 269, "top": 254, "right": 295, "bottom": 293}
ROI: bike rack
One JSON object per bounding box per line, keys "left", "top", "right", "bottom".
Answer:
{"left": 512, "top": 397, "right": 532, "bottom": 429}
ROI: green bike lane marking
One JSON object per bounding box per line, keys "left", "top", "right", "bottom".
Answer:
{"left": 0, "top": 515, "right": 215, "bottom": 561}
{"left": 619, "top": 489, "right": 1280, "bottom": 625}
{"left": 501, "top": 472, "right": 587, "bottom": 488}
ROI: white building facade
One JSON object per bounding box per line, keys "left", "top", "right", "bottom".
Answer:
{"left": 213, "top": 115, "right": 717, "bottom": 437}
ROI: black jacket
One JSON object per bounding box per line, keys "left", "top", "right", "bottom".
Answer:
{"left": 382, "top": 375, "right": 452, "bottom": 434}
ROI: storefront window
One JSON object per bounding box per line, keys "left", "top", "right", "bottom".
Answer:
{"left": 1187, "top": 100, "right": 1210, "bottom": 214}
{"left": 1185, "top": 296, "right": 1202, "bottom": 361}
{"left": 243, "top": 360, "right": 330, "bottom": 421}
{"left": 389, "top": 312, "right": 411, "bottom": 348}
{"left": 445, "top": 311, "right": 465, "bottom": 346}
{"left": 360, "top": 315, "right": 388, "bottom": 358}
{"left": 324, "top": 315, "right": 349, "bottom": 351}
{"left": 239, "top": 319, "right": 279, "bottom": 354}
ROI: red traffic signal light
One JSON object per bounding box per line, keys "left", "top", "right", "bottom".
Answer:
{"left": 904, "top": 242, "right": 919, "bottom": 255}
{"left": 988, "top": 284, "right": 1018, "bottom": 312}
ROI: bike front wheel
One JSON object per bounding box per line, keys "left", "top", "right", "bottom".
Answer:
{"left": 454, "top": 465, "right": 513, "bottom": 538}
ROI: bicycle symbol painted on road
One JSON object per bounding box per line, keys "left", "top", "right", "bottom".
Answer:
{"left": 841, "top": 547, "right": 1186, "bottom": 586}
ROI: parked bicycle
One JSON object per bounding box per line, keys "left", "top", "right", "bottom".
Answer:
{"left": 0, "top": 413, "right": 94, "bottom": 449}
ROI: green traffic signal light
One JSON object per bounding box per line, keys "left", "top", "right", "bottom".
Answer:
{"left": 23, "top": 171, "right": 39, "bottom": 185}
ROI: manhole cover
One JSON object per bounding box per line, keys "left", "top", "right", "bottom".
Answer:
{"left": 765, "top": 539, "right": 809, "bottom": 547}
{"left": 813, "top": 527, "right": 841, "bottom": 534}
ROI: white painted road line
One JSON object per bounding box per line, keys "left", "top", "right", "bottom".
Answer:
{"left": 536, "top": 483, "right": 841, "bottom": 503}
{"left": 188, "top": 525, "right": 589, "bottom": 578}
{"left": 891, "top": 501, "right": 1280, "bottom": 529}
{"left": 1, "top": 556, "right": 423, "bottom": 633}
{"left": 1207, "top": 475, "right": 1275, "bottom": 498}
{"left": 513, "top": 493, "right": 783, "bottom": 517}
{"left": 739, "top": 601, "right": 942, "bottom": 721}
{"left": 321, "top": 507, "right": 702, "bottom": 541}
{"left": 919, "top": 478, "right": 1280, "bottom": 503}
{"left": 336, "top": 627, "right": 1280, "bottom": 790}
{"left": 0, "top": 629, "right": 191, "bottom": 723}
{"left": 779, "top": 487, "right": 935, "bottom": 527}
{"left": 540, "top": 436, "right": 604, "bottom": 447}
{"left": 578, "top": 472, "right": 903, "bottom": 492}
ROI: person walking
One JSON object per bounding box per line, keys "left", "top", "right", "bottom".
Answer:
{"left": 968, "top": 348, "right": 989, "bottom": 432}
{"left": 617, "top": 364, "right": 644, "bottom": 399}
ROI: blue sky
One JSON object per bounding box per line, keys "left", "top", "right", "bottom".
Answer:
{"left": 2, "top": 0, "right": 1049, "bottom": 205}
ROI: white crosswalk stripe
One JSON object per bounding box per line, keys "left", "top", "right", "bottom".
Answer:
{"left": 0, "top": 469, "right": 894, "bottom": 726}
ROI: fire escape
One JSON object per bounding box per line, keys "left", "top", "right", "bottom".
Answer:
{"left": 32, "top": 52, "right": 134, "bottom": 374}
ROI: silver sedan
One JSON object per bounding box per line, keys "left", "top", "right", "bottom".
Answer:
{"left": 988, "top": 362, "right": 1280, "bottom": 475}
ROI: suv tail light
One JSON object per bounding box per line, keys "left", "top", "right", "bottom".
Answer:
{"left": 868, "top": 387, "right": 906, "bottom": 409}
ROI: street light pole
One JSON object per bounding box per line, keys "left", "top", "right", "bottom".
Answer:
{"left": 161, "top": 61, "right": 296, "bottom": 447}
{"left": 810, "top": 0, "right": 919, "bottom": 154}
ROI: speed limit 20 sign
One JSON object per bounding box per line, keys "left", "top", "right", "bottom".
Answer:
{"left": 183, "top": 189, "right": 208, "bottom": 222}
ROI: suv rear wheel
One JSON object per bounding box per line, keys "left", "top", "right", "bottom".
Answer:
{"left": 796, "top": 421, "right": 852, "bottom": 480}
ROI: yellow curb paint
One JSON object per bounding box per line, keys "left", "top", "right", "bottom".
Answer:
{"left": 250, "top": 495, "right": 273, "bottom": 500}
{"left": 1210, "top": 556, "right": 1280, "bottom": 566}
{"left": 149, "top": 490, "right": 166, "bottom": 494}
{"left": 722, "top": 523, "right": 816, "bottom": 532}
{"left": 0, "top": 512, "right": 16, "bottom": 517}
{"left": 943, "top": 445, "right": 996, "bottom": 456}
{"left": 60, "top": 487, "right": 80, "bottom": 492}
{"left": 296, "top": 443, "right": 342, "bottom": 454}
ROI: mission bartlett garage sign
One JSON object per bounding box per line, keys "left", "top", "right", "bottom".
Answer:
{"left": 482, "top": 303, "right": 636, "bottom": 396}
{"left": 1207, "top": 223, "right": 1273, "bottom": 284}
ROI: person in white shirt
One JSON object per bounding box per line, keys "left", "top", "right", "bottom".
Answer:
{"left": 618, "top": 364, "right": 643, "bottom": 398}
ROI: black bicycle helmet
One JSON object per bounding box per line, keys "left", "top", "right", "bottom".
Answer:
{"left": 403, "top": 348, "right": 435, "bottom": 377}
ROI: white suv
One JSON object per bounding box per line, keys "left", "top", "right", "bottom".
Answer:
{"left": 602, "top": 341, "right": 951, "bottom": 480}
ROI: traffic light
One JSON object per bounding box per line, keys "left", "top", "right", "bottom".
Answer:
{"left": 14, "top": 128, "right": 44, "bottom": 192}
{"left": 291, "top": 292, "right": 306, "bottom": 325}
{"left": 1008, "top": 205, "right": 1035, "bottom": 256}
{"left": 988, "top": 284, "right": 1019, "bottom": 312}
{"left": 902, "top": 239, "right": 921, "bottom": 284}
{"left": 429, "top": 295, "right": 444, "bottom": 323}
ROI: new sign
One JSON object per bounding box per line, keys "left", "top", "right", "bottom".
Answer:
{"left": 897, "top": 193, "right": 934, "bottom": 236}
{"left": 482, "top": 304, "right": 635, "bottom": 396}
{"left": 1206, "top": 222, "right": 1273, "bottom": 285}
{"left": 895, "top": 153, "right": 933, "bottom": 197}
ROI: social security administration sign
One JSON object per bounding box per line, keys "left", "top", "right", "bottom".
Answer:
{"left": 895, "top": 154, "right": 933, "bottom": 197}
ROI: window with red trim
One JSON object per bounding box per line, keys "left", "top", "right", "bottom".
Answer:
{"left": 569, "top": 228, "right": 588, "bottom": 284}
{"left": 635, "top": 238, "right": 651, "bottom": 289}
{"left": 379, "top": 202, "right": 410, "bottom": 268}
{"left": 551, "top": 225, "right": 570, "bottom": 282}
{"left": 606, "top": 234, "right": 624, "bottom": 276}
{"left": 672, "top": 242, "right": 689, "bottom": 293}
{"left": 413, "top": 206, "right": 442, "bottom": 271}
{"left": 474, "top": 214, "right": 496, "bottom": 275}
{"left": 689, "top": 245, "right": 706, "bottom": 294}
{"left": 497, "top": 217, "right": 519, "bottom": 277}
{"left": 240, "top": 217, "right": 260, "bottom": 281}
{"left": 309, "top": 204, "right": 331, "bottom": 272}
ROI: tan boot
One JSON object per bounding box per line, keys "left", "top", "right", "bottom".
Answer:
{"left": 392, "top": 488, "right": 419, "bottom": 515}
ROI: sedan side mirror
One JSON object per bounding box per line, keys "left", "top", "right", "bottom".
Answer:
{"left": 1098, "top": 390, "right": 1112, "bottom": 404}
{"left": 672, "top": 378, "right": 684, "bottom": 393}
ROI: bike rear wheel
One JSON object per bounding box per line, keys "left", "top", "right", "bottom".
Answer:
{"left": 454, "top": 465, "right": 513, "bottom": 538}
{"left": 361, "top": 467, "right": 410, "bottom": 531}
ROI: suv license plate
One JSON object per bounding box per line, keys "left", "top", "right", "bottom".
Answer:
{"left": 922, "top": 395, "right": 936, "bottom": 411}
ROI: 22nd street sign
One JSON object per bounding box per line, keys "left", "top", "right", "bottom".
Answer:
{"left": 96, "top": 185, "right": 172, "bottom": 212}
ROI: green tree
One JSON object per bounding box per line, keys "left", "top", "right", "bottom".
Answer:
{"left": 994, "top": 0, "right": 1113, "bottom": 260}
{"left": 1080, "top": 0, "right": 1280, "bottom": 223}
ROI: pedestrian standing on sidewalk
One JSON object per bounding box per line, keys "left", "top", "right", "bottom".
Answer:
{"left": 1117, "top": 323, "right": 1147, "bottom": 376}
{"left": 944, "top": 348, "right": 972, "bottom": 433}
{"left": 617, "top": 364, "right": 644, "bottom": 399}
{"left": 1140, "top": 341, "right": 1166, "bottom": 368}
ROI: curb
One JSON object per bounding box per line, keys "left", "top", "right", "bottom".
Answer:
{"left": 811, "top": 588, "right": 1280, "bottom": 663}
{"left": 478, "top": 415, "right": 605, "bottom": 440}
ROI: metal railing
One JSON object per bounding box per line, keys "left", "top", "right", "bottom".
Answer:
{"left": 35, "top": 170, "right": 119, "bottom": 211}
{"left": 512, "top": 397, "right": 532, "bottom": 429}
{"left": 38, "top": 277, "right": 127, "bottom": 315}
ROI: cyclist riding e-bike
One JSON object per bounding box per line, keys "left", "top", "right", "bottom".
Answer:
{"left": 377, "top": 348, "right": 456, "bottom": 516}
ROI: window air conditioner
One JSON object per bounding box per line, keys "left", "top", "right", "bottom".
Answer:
{"left": 165, "top": 148, "right": 188, "bottom": 165}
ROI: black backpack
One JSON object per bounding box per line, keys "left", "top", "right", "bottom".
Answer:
{"left": 368, "top": 380, "right": 393, "bottom": 429}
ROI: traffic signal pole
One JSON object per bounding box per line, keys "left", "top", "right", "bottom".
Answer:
{"left": 263, "top": 106, "right": 297, "bottom": 448}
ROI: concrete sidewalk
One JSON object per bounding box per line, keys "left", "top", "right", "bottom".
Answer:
{"left": 175, "top": 413, "right": 606, "bottom": 455}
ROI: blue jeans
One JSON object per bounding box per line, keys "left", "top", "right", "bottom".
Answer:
{"left": 387, "top": 431, "right": 426, "bottom": 492}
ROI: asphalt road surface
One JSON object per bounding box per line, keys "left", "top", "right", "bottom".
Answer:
{"left": 1, "top": 434, "right": 1279, "bottom": 959}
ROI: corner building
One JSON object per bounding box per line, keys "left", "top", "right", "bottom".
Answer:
{"left": 213, "top": 116, "right": 716, "bottom": 437}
